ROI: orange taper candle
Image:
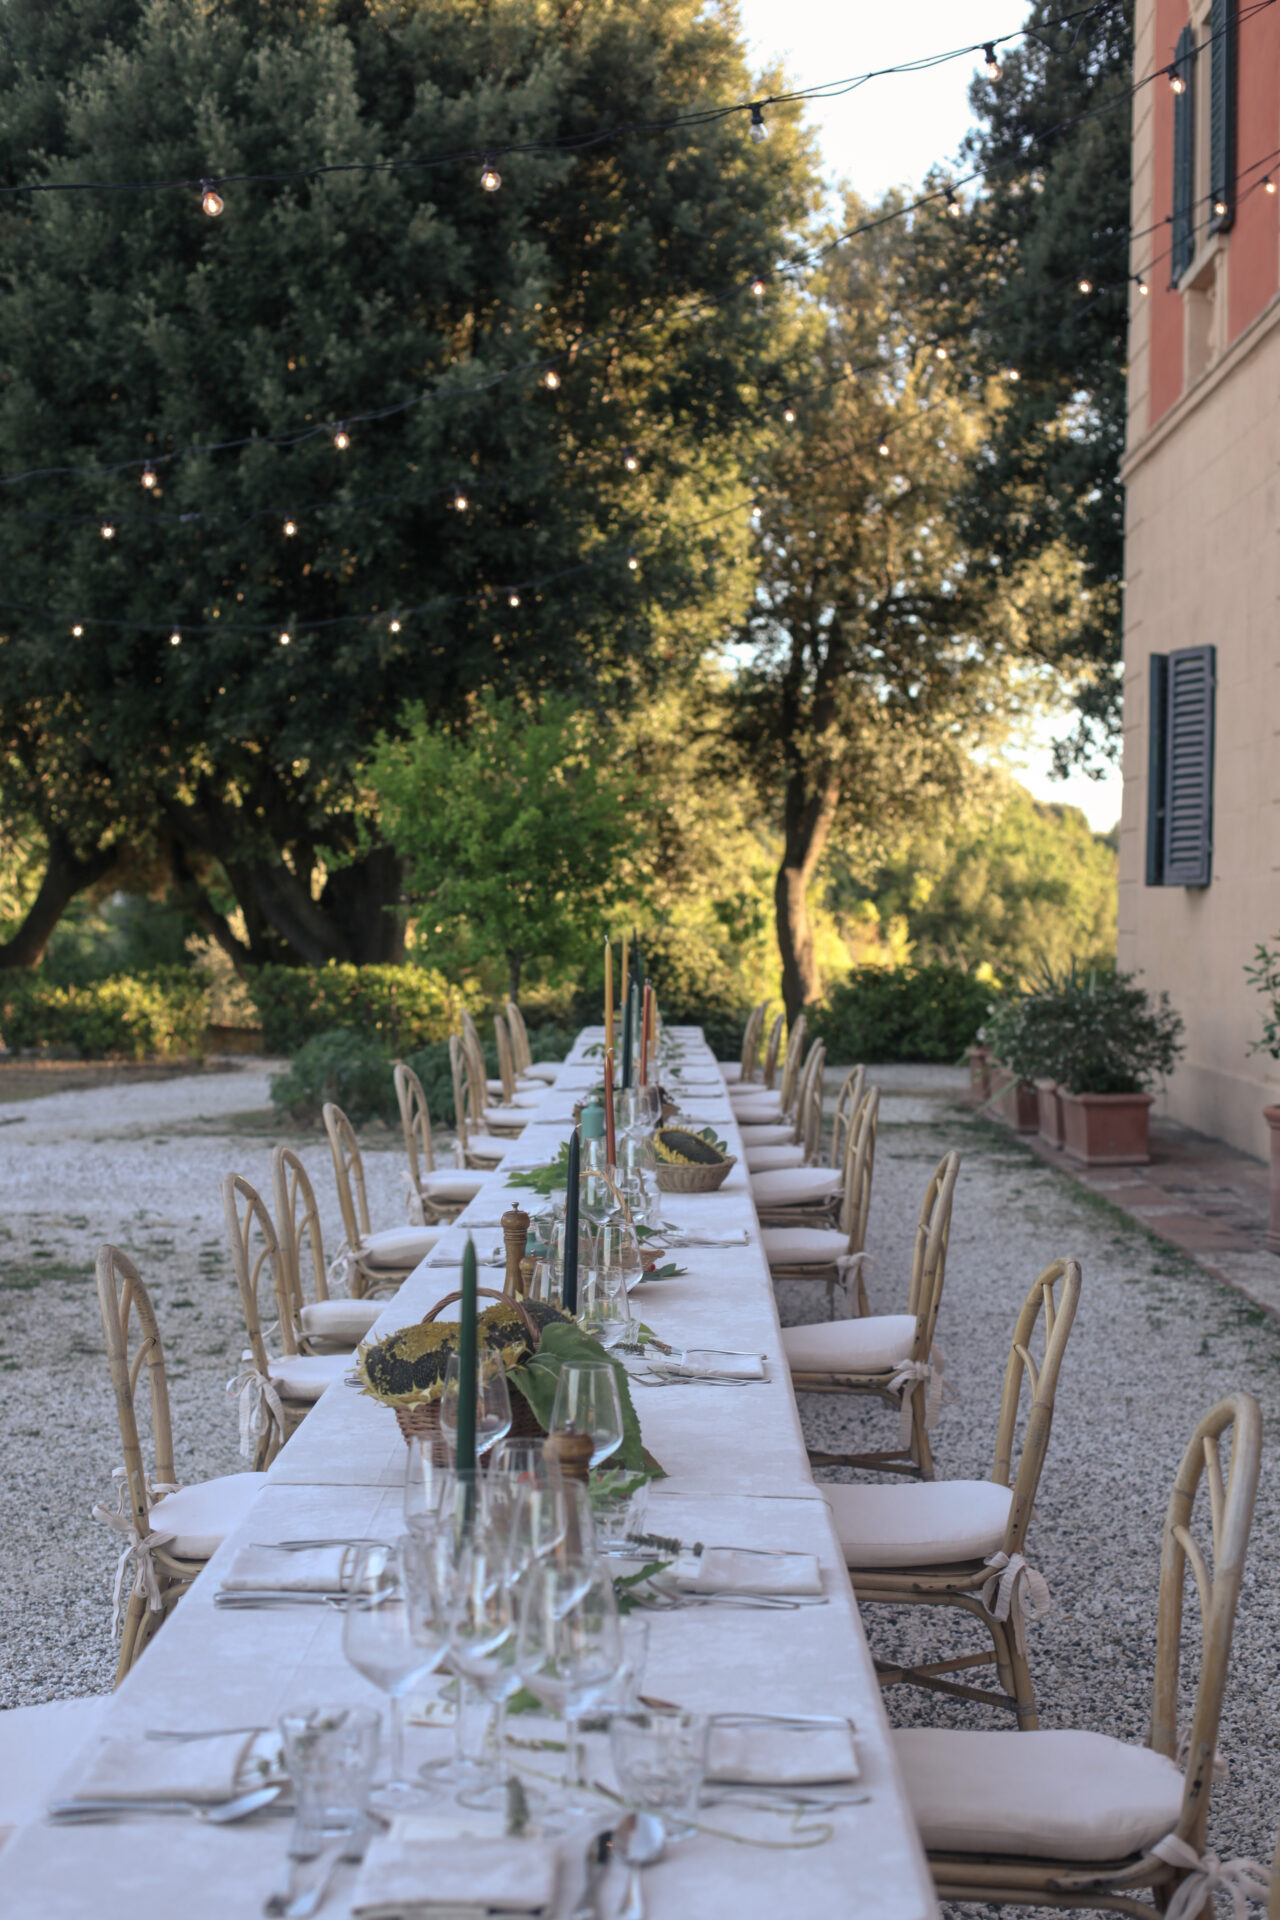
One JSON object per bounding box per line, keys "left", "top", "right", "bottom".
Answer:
{"left": 639, "top": 980, "right": 653, "bottom": 1086}
{"left": 603, "top": 1045, "right": 617, "bottom": 1167}
{"left": 604, "top": 936, "right": 614, "bottom": 1055}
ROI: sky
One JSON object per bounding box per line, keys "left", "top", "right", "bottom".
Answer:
{"left": 737, "top": 0, "right": 1125, "bottom": 834}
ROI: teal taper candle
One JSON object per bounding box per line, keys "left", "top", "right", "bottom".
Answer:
{"left": 563, "top": 1128, "right": 581, "bottom": 1315}
{"left": 456, "top": 1237, "right": 478, "bottom": 1473}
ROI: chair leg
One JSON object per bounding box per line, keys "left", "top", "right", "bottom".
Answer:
{"left": 860, "top": 1591, "right": 1040, "bottom": 1728}
{"left": 114, "top": 1589, "right": 149, "bottom": 1685}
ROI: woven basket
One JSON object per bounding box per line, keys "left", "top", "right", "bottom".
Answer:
{"left": 654, "top": 1155, "right": 736, "bottom": 1193}
{"left": 388, "top": 1286, "right": 547, "bottom": 1448}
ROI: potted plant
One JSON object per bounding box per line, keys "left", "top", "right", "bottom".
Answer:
{"left": 1242, "top": 940, "right": 1280, "bottom": 1252}
{"left": 981, "top": 997, "right": 1048, "bottom": 1136}
{"left": 1043, "top": 968, "right": 1184, "bottom": 1166}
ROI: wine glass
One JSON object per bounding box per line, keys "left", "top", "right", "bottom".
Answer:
{"left": 489, "top": 1437, "right": 558, "bottom": 1485}
{"left": 550, "top": 1361, "right": 624, "bottom": 1467}
{"left": 547, "top": 1220, "right": 595, "bottom": 1307}
{"left": 403, "top": 1436, "right": 455, "bottom": 1536}
{"left": 507, "top": 1480, "right": 597, "bottom": 1592}
{"left": 439, "top": 1351, "right": 512, "bottom": 1460}
{"left": 342, "top": 1540, "right": 448, "bottom": 1812}
{"left": 515, "top": 1559, "right": 623, "bottom": 1804}
{"left": 578, "top": 1265, "right": 634, "bottom": 1350}
{"left": 439, "top": 1531, "right": 525, "bottom": 1808}
{"left": 417, "top": 1471, "right": 506, "bottom": 1786}
{"left": 595, "top": 1222, "right": 643, "bottom": 1289}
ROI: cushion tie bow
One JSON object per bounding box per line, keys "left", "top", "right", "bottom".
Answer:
{"left": 400, "top": 1168, "right": 427, "bottom": 1227}
{"left": 1150, "top": 1834, "right": 1270, "bottom": 1920}
{"left": 979, "top": 1550, "right": 1051, "bottom": 1656}
{"left": 887, "top": 1342, "right": 953, "bottom": 1447}
{"left": 91, "top": 1468, "right": 180, "bottom": 1634}
{"left": 226, "top": 1352, "right": 286, "bottom": 1461}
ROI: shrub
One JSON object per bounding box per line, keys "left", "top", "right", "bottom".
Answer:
{"left": 269, "top": 1029, "right": 397, "bottom": 1126}
{"left": 0, "top": 967, "right": 209, "bottom": 1059}
{"left": 812, "top": 964, "right": 997, "bottom": 1064}
{"left": 1008, "top": 966, "right": 1184, "bottom": 1095}
{"left": 246, "top": 963, "right": 465, "bottom": 1055}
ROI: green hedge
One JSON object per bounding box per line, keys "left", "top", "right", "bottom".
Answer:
{"left": 270, "top": 1022, "right": 575, "bottom": 1128}
{"left": 246, "top": 963, "right": 465, "bottom": 1055}
{"left": 811, "top": 964, "right": 997, "bottom": 1065}
{"left": 0, "top": 967, "right": 209, "bottom": 1059}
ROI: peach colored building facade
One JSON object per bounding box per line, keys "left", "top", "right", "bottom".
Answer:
{"left": 1121, "top": 0, "right": 1280, "bottom": 1154}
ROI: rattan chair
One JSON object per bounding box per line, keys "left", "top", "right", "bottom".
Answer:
{"left": 224, "top": 1172, "right": 351, "bottom": 1470}
{"left": 450, "top": 1036, "right": 511, "bottom": 1169}
{"left": 494, "top": 1013, "right": 545, "bottom": 1108}
{"left": 763, "top": 1084, "right": 880, "bottom": 1312}
{"left": 460, "top": 1019, "right": 529, "bottom": 1135}
{"left": 759, "top": 1012, "right": 786, "bottom": 1089}
{"left": 720, "top": 1002, "right": 766, "bottom": 1084}
{"left": 732, "top": 1019, "right": 810, "bottom": 1125}
{"left": 751, "top": 1046, "right": 851, "bottom": 1226}
{"left": 93, "top": 1245, "right": 264, "bottom": 1680}
{"left": 743, "top": 1040, "right": 828, "bottom": 1171}
{"left": 322, "top": 1101, "right": 442, "bottom": 1296}
{"left": 828, "top": 1064, "right": 868, "bottom": 1171}
{"left": 899, "top": 1391, "right": 1263, "bottom": 1918}
{"left": 506, "top": 998, "right": 559, "bottom": 1084}
{"left": 394, "top": 1060, "right": 485, "bottom": 1224}
{"left": 835, "top": 1258, "right": 1082, "bottom": 1729}
{"left": 270, "top": 1144, "right": 383, "bottom": 1353}
{"left": 788, "top": 1149, "right": 961, "bottom": 1480}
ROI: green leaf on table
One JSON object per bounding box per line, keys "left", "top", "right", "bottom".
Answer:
{"left": 644, "top": 1263, "right": 687, "bottom": 1281}
{"left": 507, "top": 1320, "right": 665, "bottom": 1477}
{"left": 507, "top": 1140, "right": 572, "bottom": 1194}
{"left": 613, "top": 1559, "right": 673, "bottom": 1613}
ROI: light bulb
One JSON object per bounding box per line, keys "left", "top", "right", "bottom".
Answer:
{"left": 333, "top": 426, "right": 350, "bottom": 450}
{"left": 283, "top": 519, "right": 297, "bottom": 537}
{"left": 783, "top": 407, "right": 796, "bottom": 422}
{"left": 279, "top": 631, "right": 291, "bottom": 646}
{"left": 623, "top": 449, "right": 640, "bottom": 472}
{"left": 627, "top": 554, "right": 639, "bottom": 571}
{"left": 1213, "top": 199, "right": 1228, "bottom": 217}
{"left": 1006, "top": 365, "right": 1020, "bottom": 382}
{"left": 389, "top": 618, "right": 401, "bottom": 633}
{"left": 935, "top": 346, "right": 948, "bottom": 360}
{"left": 101, "top": 521, "right": 116, "bottom": 540}
{"left": 1135, "top": 275, "right": 1150, "bottom": 296}
{"left": 1169, "top": 67, "right": 1186, "bottom": 94}
{"left": 1266, "top": 177, "right": 1278, "bottom": 195}
{"left": 508, "top": 591, "right": 520, "bottom": 608}
{"left": 877, "top": 441, "right": 889, "bottom": 457}
{"left": 750, "top": 276, "right": 766, "bottom": 298}
{"left": 169, "top": 630, "right": 181, "bottom": 646}
{"left": 480, "top": 153, "right": 502, "bottom": 193}
{"left": 983, "top": 43, "right": 1000, "bottom": 78}
{"left": 141, "top": 464, "right": 157, "bottom": 490}
{"left": 200, "top": 180, "right": 224, "bottom": 217}
{"left": 749, "top": 104, "right": 769, "bottom": 143}
{"left": 543, "top": 368, "right": 560, "bottom": 389}
{"left": 1078, "top": 277, "right": 1093, "bottom": 295}
{"left": 71, "top": 623, "right": 84, "bottom": 637}
{"left": 945, "top": 188, "right": 961, "bottom": 217}
{"left": 453, "top": 489, "right": 468, "bottom": 512}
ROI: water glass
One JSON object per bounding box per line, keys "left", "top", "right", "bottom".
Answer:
{"left": 515, "top": 1560, "right": 623, "bottom": 1800}
{"left": 279, "top": 1705, "right": 379, "bottom": 1858}
{"left": 578, "top": 1265, "right": 634, "bottom": 1350}
{"left": 547, "top": 1221, "right": 596, "bottom": 1306}
{"left": 595, "top": 1223, "right": 643, "bottom": 1291}
{"left": 439, "top": 1351, "right": 513, "bottom": 1460}
{"left": 403, "top": 1436, "right": 455, "bottom": 1535}
{"left": 342, "top": 1541, "right": 447, "bottom": 1812}
{"left": 507, "top": 1480, "right": 597, "bottom": 1588}
{"left": 609, "top": 1708, "right": 708, "bottom": 1836}
{"left": 550, "top": 1361, "right": 624, "bottom": 1467}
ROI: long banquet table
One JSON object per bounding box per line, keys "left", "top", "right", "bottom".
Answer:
{"left": 0, "top": 1026, "right": 936, "bottom": 1920}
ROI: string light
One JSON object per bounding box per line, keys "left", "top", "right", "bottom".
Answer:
{"left": 749, "top": 104, "right": 769, "bottom": 144}
{"left": 101, "top": 521, "right": 116, "bottom": 539}
{"left": 543, "top": 369, "right": 561, "bottom": 390}
{"left": 627, "top": 553, "right": 639, "bottom": 571}
{"left": 279, "top": 631, "right": 290, "bottom": 645}
{"left": 1135, "top": 273, "right": 1150, "bottom": 295}
{"left": 200, "top": 180, "right": 224, "bottom": 217}
{"left": 1213, "top": 198, "right": 1228, "bottom": 217}
{"left": 983, "top": 42, "right": 1001, "bottom": 78}
{"left": 1078, "top": 276, "right": 1093, "bottom": 294}
{"left": 333, "top": 425, "right": 350, "bottom": 450}
{"left": 140, "top": 464, "right": 157, "bottom": 490}
{"left": 283, "top": 518, "right": 297, "bottom": 537}
{"left": 877, "top": 440, "right": 890, "bottom": 456}
{"left": 1005, "top": 365, "right": 1021, "bottom": 381}
{"left": 169, "top": 630, "right": 181, "bottom": 646}
{"left": 1266, "top": 176, "right": 1277, "bottom": 195}
{"left": 71, "top": 623, "right": 83, "bottom": 636}
{"left": 1168, "top": 66, "right": 1186, "bottom": 95}
{"left": 622, "top": 448, "right": 640, "bottom": 472}
{"left": 945, "top": 187, "right": 961, "bottom": 217}
{"left": 479, "top": 153, "right": 502, "bottom": 193}
{"left": 453, "top": 488, "right": 468, "bottom": 511}
{"left": 935, "top": 345, "right": 948, "bottom": 359}
{"left": 389, "top": 617, "right": 401, "bottom": 632}
{"left": 783, "top": 406, "right": 796, "bottom": 422}
{"left": 508, "top": 591, "right": 520, "bottom": 607}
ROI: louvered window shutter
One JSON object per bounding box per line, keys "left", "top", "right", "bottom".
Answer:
{"left": 1145, "top": 654, "right": 1169, "bottom": 886}
{"left": 1209, "top": 0, "right": 1237, "bottom": 232}
{"left": 1171, "top": 26, "right": 1196, "bottom": 281}
{"left": 1162, "top": 645, "right": 1216, "bottom": 887}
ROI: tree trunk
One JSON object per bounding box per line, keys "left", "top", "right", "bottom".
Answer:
{"left": 507, "top": 953, "right": 522, "bottom": 1002}
{"left": 774, "top": 772, "right": 841, "bottom": 1027}
{"left": 0, "top": 832, "right": 119, "bottom": 968}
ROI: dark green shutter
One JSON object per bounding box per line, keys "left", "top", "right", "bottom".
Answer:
{"left": 1209, "top": 0, "right": 1237, "bottom": 232}
{"left": 1171, "top": 26, "right": 1195, "bottom": 281}
{"left": 1145, "top": 654, "right": 1168, "bottom": 886}
{"left": 1162, "top": 645, "right": 1216, "bottom": 887}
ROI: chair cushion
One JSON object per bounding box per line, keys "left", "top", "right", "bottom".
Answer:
{"left": 149, "top": 1472, "right": 266, "bottom": 1558}
{"left": 0, "top": 1697, "right": 108, "bottom": 1842}
{"left": 828, "top": 1478, "right": 1012, "bottom": 1568}
{"left": 524, "top": 1063, "right": 559, "bottom": 1082}
{"left": 736, "top": 1124, "right": 797, "bottom": 1145}
{"left": 782, "top": 1313, "right": 916, "bottom": 1375}
{"left": 762, "top": 1226, "right": 848, "bottom": 1269}
{"left": 751, "top": 1167, "right": 843, "bottom": 1209}
{"left": 745, "top": 1144, "right": 805, "bottom": 1171}
{"left": 718, "top": 1062, "right": 744, "bottom": 1082}
{"left": 732, "top": 1102, "right": 785, "bottom": 1125}
{"left": 482, "top": 1107, "right": 529, "bottom": 1131}
{"left": 268, "top": 1352, "right": 351, "bottom": 1403}
{"left": 894, "top": 1727, "right": 1185, "bottom": 1862}
{"left": 466, "top": 1134, "right": 510, "bottom": 1162}
{"left": 360, "top": 1226, "right": 441, "bottom": 1270}
{"left": 421, "top": 1171, "right": 486, "bottom": 1202}
{"left": 299, "top": 1298, "right": 382, "bottom": 1346}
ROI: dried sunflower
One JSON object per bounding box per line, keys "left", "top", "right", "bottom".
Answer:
{"left": 356, "top": 1298, "right": 572, "bottom": 1407}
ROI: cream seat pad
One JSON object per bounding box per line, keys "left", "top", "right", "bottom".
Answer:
{"left": 300, "top": 1298, "right": 382, "bottom": 1346}
{"left": 421, "top": 1171, "right": 487, "bottom": 1202}
{"left": 745, "top": 1144, "right": 805, "bottom": 1171}
{"left": 718, "top": 1062, "right": 745, "bottom": 1082}
{"left": 894, "top": 1727, "right": 1184, "bottom": 1862}
{"left": 268, "top": 1351, "right": 351, "bottom": 1403}
{"left": 736, "top": 1123, "right": 796, "bottom": 1145}
{"left": 523, "top": 1062, "right": 559, "bottom": 1082}
{"left": 751, "top": 1167, "right": 843, "bottom": 1208}
{"left": 762, "top": 1226, "right": 848, "bottom": 1267}
{"left": 481, "top": 1107, "right": 529, "bottom": 1131}
{"left": 150, "top": 1472, "right": 266, "bottom": 1557}
{"left": 0, "top": 1698, "right": 108, "bottom": 1847}
{"left": 361, "top": 1226, "right": 441, "bottom": 1270}
{"left": 827, "top": 1478, "right": 1011, "bottom": 1568}
{"left": 782, "top": 1313, "right": 915, "bottom": 1374}
{"left": 466, "top": 1134, "right": 511, "bottom": 1162}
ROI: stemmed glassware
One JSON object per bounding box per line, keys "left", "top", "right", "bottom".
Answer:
{"left": 439, "top": 1351, "right": 512, "bottom": 1460}
{"left": 550, "top": 1361, "right": 625, "bottom": 1468}
{"left": 403, "top": 1436, "right": 456, "bottom": 1535}
{"left": 578, "top": 1264, "right": 634, "bottom": 1350}
{"left": 515, "top": 1559, "right": 624, "bottom": 1805}
{"left": 547, "top": 1220, "right": 595, "bottom": 1308}
{"left": 341, "top": 1540, "right": 448, "bottom": 1812}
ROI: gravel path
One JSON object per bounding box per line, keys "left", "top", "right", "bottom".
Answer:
{"left": 5, "top": 1058, "right": 1279, "bottom": 1893}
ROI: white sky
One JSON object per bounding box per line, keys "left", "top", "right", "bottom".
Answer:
{"left": 738, "top": 0, "right": 1125, "bottom": 833}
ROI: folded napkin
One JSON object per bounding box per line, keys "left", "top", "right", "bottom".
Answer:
{"left": 59, "top": 1730, "right": 262, "bottom": 1806}
{"left": 706, "top": 1720, "right": 859, "bottom": 1787}
{"left": 219, "top": 1543, "right": 351, "bottom": 1596}
{"left": 659, "top": 1349, "right": 765, "bottom": 1380}
{"left": 676, "top": 1547, "right": 823, "bottom": 1596}
{"left": 664, "top": 1227, "right": 748, "bottom": 1248}
{"left": 352, "top": 1834, "right": 560, "bottom": 1917}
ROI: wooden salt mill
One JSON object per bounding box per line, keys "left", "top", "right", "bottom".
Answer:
{"left": 501, "top": 1205, "right": 531, "bottom": 1298}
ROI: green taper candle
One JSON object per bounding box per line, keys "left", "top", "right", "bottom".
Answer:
{"left": 620, "top": 976, "right": 634, "bottom": 1091}
{"left": 456, "top": 1236, "right": 478, "bottom": 1473}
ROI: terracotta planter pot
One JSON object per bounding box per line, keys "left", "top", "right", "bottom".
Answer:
{"left": 1059, "top": 1090, "right": 1154, "bottom": 1166}
{"left": 1034, "top": 1079, "right": 1065, "bottom": 1149}
{"left": 1263, "top": 1106, "right": 1280, "bottom": 1254}
{"left": 206, "top": 1023, "right": 264, "bottom": 1055}
{"left": 967, "top": 1045, "right": 992, "bottom": 1103}
{"left": 989, "top": 1063, "right": 1039, "bottom": 1132}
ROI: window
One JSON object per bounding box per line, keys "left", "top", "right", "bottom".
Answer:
{"left": 1171, "top": 25, "right": 1196, "bottom": 281}
{"left": 1208, "top": 0, "right": 1237, "bottom": 233}
{"left": 1145, "top": 646, "right": 1216, "bottom": 887}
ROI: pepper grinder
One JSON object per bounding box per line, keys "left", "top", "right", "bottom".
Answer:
{"left": 501, "top": 1205, "right": 531, "bottom": 1298}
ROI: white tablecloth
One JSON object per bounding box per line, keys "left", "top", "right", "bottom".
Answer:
{"left": 0, "top": 1026, "right": 936, "bottom": 1920}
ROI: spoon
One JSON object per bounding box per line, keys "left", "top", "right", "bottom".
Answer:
{"left": 615, "top": 1810, "right": 665, "bottom": 1920}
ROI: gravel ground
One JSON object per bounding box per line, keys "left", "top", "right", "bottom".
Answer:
{"left": 5, "top": 1057, "right": 1279, "bottom": 1897}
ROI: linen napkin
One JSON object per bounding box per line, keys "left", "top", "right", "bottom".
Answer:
{"left": 658, "top": 1349, "right": 765, "bottom": 1380}
{"left": 352, "top": 1834, "right": 561, "bottom": 1917}
{"left": 217, "top": 1543, "right": 351, "bottom": 1598}
{"left": 706, "top": 1720, "right": 859, "bottom": 1787}
{"left": 663, "top": 1227, "right": 749, "bottom": 1248}
{"left": 56, "top": 1730, "right": 262, "bottom": 1806}
{"left": 675, "top": 1547, "right": 823, "bottom": 1596}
